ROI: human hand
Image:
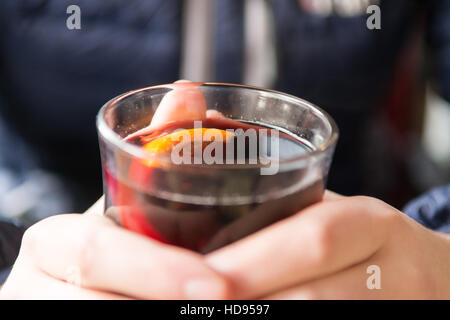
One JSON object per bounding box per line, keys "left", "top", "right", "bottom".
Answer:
{"left": 0, "top": 197, "right": 229, "bottom": 299}
{"left": 206, "top": 192, "right": 450, "bottom": 299}
{"left": 0, "top": 79, "right": 233, "bottom": 300}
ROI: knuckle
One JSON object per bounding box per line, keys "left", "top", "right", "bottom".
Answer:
{"left": 20, "top": 226, "right": 37, "bottom": 254}
{"left": 309, "top": 222, "right": 334, "bottom": 264}
{"left": 20, "top": 219, "right": 47, "bottom": 254}
{"left": 383, "top": 210, "right": 405, "bottom": 232}
{"left": 76, "top": 221, "right": 107, "bottom": 283}
{"left": 350, "top": 195, "right": 385, "bottom": 209}
{"left": 349, "top": 195, "right": 386, "bottom": 213}
{"left": 75, "top": 217, "right": 117, "bottom": 285}
{"left": 351, "top": 195, "right": 403, "bottom": 234}
{"left": 376, "top": 206, "right": 405, "bottom": 239}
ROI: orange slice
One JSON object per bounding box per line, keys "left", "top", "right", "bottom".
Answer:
{"left": 139, "top": 128, "right": 234, "bottom": 167}
{"left": 143, "top": 128, "right": 235, "bottom": 155}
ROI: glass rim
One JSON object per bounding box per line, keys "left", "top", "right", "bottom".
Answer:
{"left": 96, "top": 82, "right": 339, "bottom": 167}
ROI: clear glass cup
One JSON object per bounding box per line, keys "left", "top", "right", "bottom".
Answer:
{"left": 97, "top": 83, "right": 338, "bottom": 253}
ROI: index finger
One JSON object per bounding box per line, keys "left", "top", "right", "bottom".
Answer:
{"left": 206, "top": 196, "right": 391, "bottom": 299}
{"left": 24, "top": 214, "right": 229, "bottom": 299}
{"left": 125, "top": 81, "right": 207, "bottom": 141}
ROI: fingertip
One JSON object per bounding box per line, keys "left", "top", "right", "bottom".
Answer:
{"left": 150, "top": 85, "right": 207, "bottom": 127}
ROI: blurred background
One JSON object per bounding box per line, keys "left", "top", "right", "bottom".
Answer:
{"left": 0, "top": 0, "right": 448, "bottom": 226}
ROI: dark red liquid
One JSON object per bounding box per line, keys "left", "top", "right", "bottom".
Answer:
{"left": 103, "top": 118, "right": 324, "bottom": 253}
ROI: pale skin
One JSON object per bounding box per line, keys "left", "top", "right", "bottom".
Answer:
{"left": 1, "top": 81, "right": 450, "bottom": 299}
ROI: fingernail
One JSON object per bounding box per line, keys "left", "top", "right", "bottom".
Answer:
{"left": 184, "top": 278, "right": 227, "bottom": 300}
